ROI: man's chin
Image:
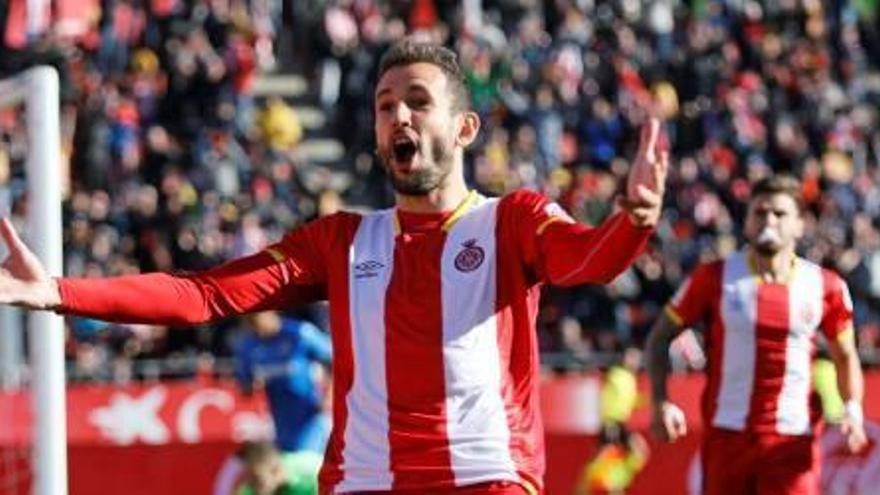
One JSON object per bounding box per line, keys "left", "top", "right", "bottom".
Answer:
{"left": 752, "top": 243, "right": 781, "bottom": 257}
{"left": 388, "top": 169, "right": 445, "bottom": 196}
{"left": 390, "top": 179, "right": 436, "bottom": 196}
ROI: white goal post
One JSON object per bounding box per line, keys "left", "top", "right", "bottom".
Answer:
{"left": 0, "top": 66, "right": 66, "bottom": 495}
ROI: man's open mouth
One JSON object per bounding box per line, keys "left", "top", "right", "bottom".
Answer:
{"left": 392, "top": 136, "right": 419, "bottom": 167}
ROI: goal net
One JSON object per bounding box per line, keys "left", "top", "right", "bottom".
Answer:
{"left": 0, "top": 66, "right": 66, "bottom": 495}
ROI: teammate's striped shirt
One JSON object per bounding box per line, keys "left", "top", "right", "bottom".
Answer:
{"left": 666, "top": 251, "right": 854, "bottom": 435}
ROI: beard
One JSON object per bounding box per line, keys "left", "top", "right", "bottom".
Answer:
{"left": 752, "top": 227, "right": 783, "bottom": 256}
{"left": 379, "top": 138, "right": 455, "bottom": 196}
{"left": 752, "top": 241, "right": 780, "bottom": 257}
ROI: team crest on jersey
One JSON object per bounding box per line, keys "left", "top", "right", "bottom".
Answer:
{"left": 454, "top": 239, "right": 485, "bottom": 272}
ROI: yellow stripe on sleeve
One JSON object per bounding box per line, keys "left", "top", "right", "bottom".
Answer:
{"left": 664, "top": 305, "right": 684, "bottom": 326}
{"left": 536, "top": 216, "right": 564, "bottom": 235}
{"left": 520, "top": 479, "right": 540, "bottom": 495}
{"left": 264, "top": 248, "right": 286, "bottom": 263}
{"left": 836, "top": 326, "right": 855, "bottom": 346}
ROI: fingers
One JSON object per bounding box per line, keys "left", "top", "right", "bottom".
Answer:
{"left": 665, "top": 415, "right": 687, "bottom": 441}
{"left": 634, "top": 184, "right": 662, "bottom": 206}
{"left": 638, "top": 117, "right": 662, "bottom": 159}
{"left": 657, "top": 124, "right": 670, "bottom": 153}
{"left": 620, "top": 187, "right": 661, "bottom": 209}
{"left": 620, "top": 187, "right": 662, "bottom": 228}
{"left": 654, "top": 403, "right": 687, "bottom": 442}
{"left": 842, "top": 421, "right": 868, "bottom": 453}
{"left": 0, "top": 218, "right": 25, "bottom": 255}
{"left": 847, "top": 431, "right": 867, "bottom": 454}
{"left": 840, "top": 419, "right": 868, "bottom": 454}
{"left": 665, "top": 403, "right": 687, "bottom": 440}
{"left": 656, "top": 150, "right": 670, "bottom": 184}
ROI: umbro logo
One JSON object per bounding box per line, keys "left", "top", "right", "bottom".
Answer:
{"left": 354, "top": 260, "right": 384, "bottom": 279}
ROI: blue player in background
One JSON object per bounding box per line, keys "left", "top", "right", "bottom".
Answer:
{"left": 234, "top": 310, "right": 332, "bottom": 454}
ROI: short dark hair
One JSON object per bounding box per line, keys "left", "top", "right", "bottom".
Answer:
{"left": 751, "top": 174, "right": 803, "bottom": 211}
{"left": 377, "top": 39, "right": 471, "bottom": 113}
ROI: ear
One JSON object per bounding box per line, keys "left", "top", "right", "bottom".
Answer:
{"left": 455, "top": 111, "right": 481, "bottom": 148}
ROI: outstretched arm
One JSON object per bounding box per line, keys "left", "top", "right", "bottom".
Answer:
{"left": 57, "top": 255, "right": 324, "bottom": 325}
{"left": 0, "top": 218, "right": 324, "bottom": 325}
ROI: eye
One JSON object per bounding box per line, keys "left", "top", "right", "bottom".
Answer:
{"left": 407, "top": 97, "right": 430, "bottom": 109}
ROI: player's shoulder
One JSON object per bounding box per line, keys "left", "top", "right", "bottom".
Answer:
{"left": 276, "top": 210, "right": 365, "bottom": 245}
{"left": 690, "top": 257, "right": 725, "bottom": 280}
{"left": 498, "top": 188, "right": 576, "bottom": 222}
{"left": 818, "top": 264, "right": 845, "bottom": 284}
{"left": 308, "top": 210, "right": 365, "bottom": 229}
{"left": 792, "top": 256, "right": 845, "bottom": 284}
{"left": 815, "top": 262, "right": 849, "bottom": 293}
{"left": 500, "top": 188, "right": 547, "bottom": 208}
{"left": 794, "top": 255, "right": 823, "bottom": 273}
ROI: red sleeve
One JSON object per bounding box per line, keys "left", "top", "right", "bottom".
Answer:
{"left": 666, "top": 262, "right": 721, "bottom": 327}
{"left": 820, "top": 269, "right": 854, "bottom": 340}
{"left": 502, "top": 189, "right": 653, "bottom": 286}
{"left": 56, "top": 214, "right": 349, "bottom": 325}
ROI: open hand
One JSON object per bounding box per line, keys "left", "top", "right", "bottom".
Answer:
{"left": 0, "top": 218, "right": 60, "bottom": 310}
{"left": 621, "top": 117, "right": 669, "bottom": 228}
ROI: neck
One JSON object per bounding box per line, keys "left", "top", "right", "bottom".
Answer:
{"left": 748, "top": 246, "right": 796, "bottom": 283}
{"left": 395, "top": 163, "right": 469, "bottom": 213}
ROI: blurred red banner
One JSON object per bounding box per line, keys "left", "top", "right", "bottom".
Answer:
{"left": 3, "top": 372, "right": 880, "bottom": 494}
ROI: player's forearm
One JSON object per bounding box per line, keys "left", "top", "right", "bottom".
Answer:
{"left": 834, "top": 347, "right": 864, "bottom": 405}
{"left": 57, "top": 250, "right": 305, "bottom": 325}
{"left": 545, "top": 212, "right": 652, "bottom": 286}
{"left": 646, "top": 315, "right": 677, "bottom": 405}
{"left": 57, "top": 272, "right": 227, "bottom": 325}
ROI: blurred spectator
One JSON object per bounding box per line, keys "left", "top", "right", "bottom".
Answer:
{"left": 576, "top": 429, "right": 649, "bottom": 495}
{"left": 237, "top": 440, "right": 321, "bottom": 495}
{"left": 599, "top": 347, "right": 642, "bottom": 435}
{"left": 255, "top": 96, "right": 303, "bottom": 155}
{"left": 0, "top": 0, "right": 879, "bottom": 378}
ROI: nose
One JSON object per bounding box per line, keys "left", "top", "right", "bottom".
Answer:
{"left": 759, "top": 212, "right": 778, "bottom": 227}
{"left": 392, "top": 102, "right": 412, "bottom": 128}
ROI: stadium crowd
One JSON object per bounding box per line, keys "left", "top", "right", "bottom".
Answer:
{"left": 1, "top": 0, "right": 879, "bottom": 382}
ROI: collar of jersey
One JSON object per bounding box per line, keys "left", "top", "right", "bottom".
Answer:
{"left": 393, "top": 190, "right": 480, "bottom": 236}
{"left": 745, "top": 250, "right": 798, "bottom": 285}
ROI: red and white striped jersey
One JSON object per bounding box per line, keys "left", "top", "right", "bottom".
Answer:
{"left": 666, "top": 251, "right": 854, "bottom": 435}
{"left": 265, "top": 190, "right": 650, "bottom": 493}
{"left": 57, "top": 188, "right": 651, "bottom": 493}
